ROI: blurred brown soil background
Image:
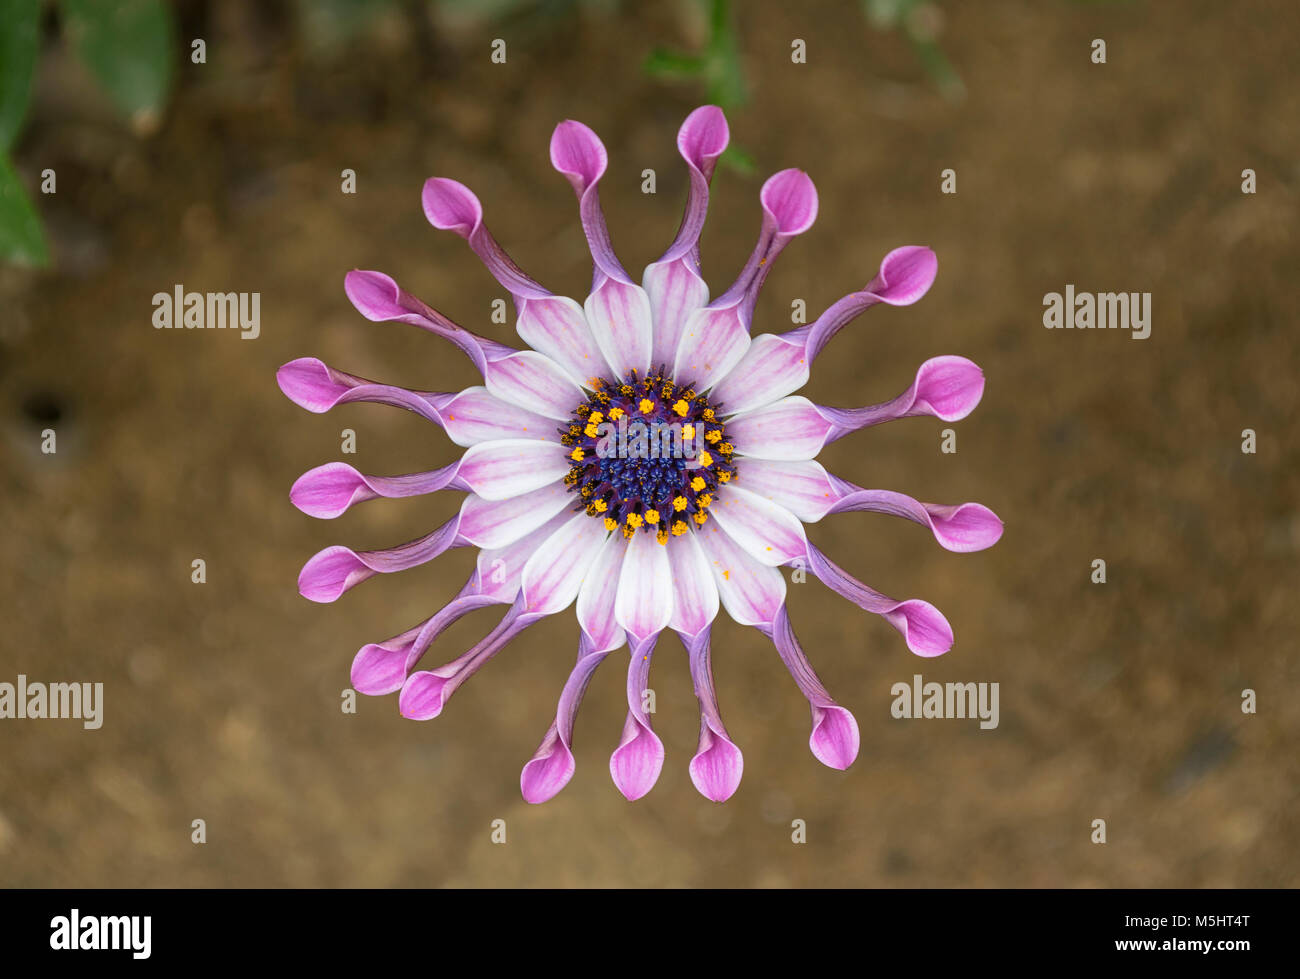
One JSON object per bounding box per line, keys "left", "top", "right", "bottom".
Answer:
{"left": 1, "top": 0, "right": 1297, "bottom": 887}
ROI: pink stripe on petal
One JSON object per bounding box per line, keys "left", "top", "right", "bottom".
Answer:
{"left": 456, "top": 481, "right": 572, "bottom": 549}
{"left": 515, "top": 295, "right": 606, "bottom": 388}
{"left": 671, "top": 304, "right": 751, "bottom": 393}
{"left": 290, "top": 461, "right": 464, "bottom": 519}
{"left": 584, "top": 278, "right": 654, "bottom": 379}
{"left": 438, "top": 386, "right": 557, "bottom": 446}
{"left": 761, "top": 607, "right": 860, "bottom": 770}
{"left": 729, "top": 459, "right": 838, "bottom": 523}
{"left": 707, "top": 333, "right": 810, "bottom": 416}
{"left": 683, "top": 629, "right": 743, "bottom": 802}
{"left": 297, "top": 518, "right": 463, "bottom": 603}
{"left": 644, "top": 259, "right": 710, "bottom": 369}
{"left": 804, "top": 543, "right": 954, "bottom": 656}
{"left": 484, "top": 350, "right": 586, "bottom": 420}
{"left": 474, "top": 510, "right": 573, "bottom": 603}
{"left": 609, "top": 635, "right": 665, "bottom": 800}
{"left": 576, "top": 534, "right": 629, "bottom": 653}
{"left": 726, "top": 395, "right": 834, "bottom": 461}
{"left": 708, "top": 485, "right": 808, "bottom": 567}
{"left": 694, "top": 523, "right": 787, "bottom": 627}
{"left": 454, "top": 440, "right": 570, "bottom": 501}
{"left": 667, "top": 532, "right": 720, "bottom": 637}
{"left": 520, "top": 512, "right": 609, "bottom": 615}
{"left": 614, "top": 528, "right": 674, "bottom": 643}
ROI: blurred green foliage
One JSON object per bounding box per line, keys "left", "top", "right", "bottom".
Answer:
{"left": 1, "top": 0, "right": 176, "bottom": 267}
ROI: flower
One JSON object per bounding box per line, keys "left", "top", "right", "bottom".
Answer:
{"left": 277, "top": 105, "right": 1003, "bottom": 804}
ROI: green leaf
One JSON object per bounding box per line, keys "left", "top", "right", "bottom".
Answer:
{"left": 0, "top": 0, "right": 41, "bottom": 151}
{"left": 60, "top": 0, "right": 176, "bottom": 122}
{"left": 0, "top": 154, "right": 49, "bottom": 267}
{"left": 644, "top": 48, "right": 705, "bottom": 79}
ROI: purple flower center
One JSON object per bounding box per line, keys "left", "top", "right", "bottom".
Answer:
{"left": 560, "top": 368, "right": 737, "bottom": 541}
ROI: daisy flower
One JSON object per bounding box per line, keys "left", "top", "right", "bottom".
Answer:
{"left": 277, "top": 106, "right": 1002, "bottom": 804}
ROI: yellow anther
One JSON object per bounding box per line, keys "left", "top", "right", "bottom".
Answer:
{"left": 690, "top": 476, "right": 706, "bottom": 492}
{"left": 626, "top": 513, "right": 643, "bottom": 529}
{"left": 588, "top": 411, "right": 603, "bottom": 425}
{"left": 672, "top": 399, "right": 689, "bottom": 417}
{"left": 693, "top": 511, "right": 709, "bottom": 526}
{"left": 698, "top": 494, "right": 712, "bottom": 508}
{"left": 608, "top": 406, "right": 625, "bottom": 420}
{"left": 644, "top": 509, "right": 660, "bottom": 525}
{"left": 604, "top": 517, "right": 618, "bottom": 531}
{"left": 671, "top": 520, "right": 688, "bottom": 536}
{"left": 702, "top": 408, "right": 715, "bottom": 421}
{"left": 718, "top": 470, "right": 732, "bottom": 483}
{"left": 672, "top": 495, "right": 688, "bottom": 512}
{"left": 705, "top": 429, "right": 722, "bottom": 443}
{"left": 656, "top": 528, "right": 669, "bottom": 545}
{"left": 718, "top": 442, "right": 733, "bottom": 454}
{"left": 580, "top": 486, "right": 592, "bottom": 497}
{"left": 622, "top": 524, "right": 636, "bottom": 539}
{"left": 699, "top": 451, "right": 713, "bottom": 468}
{"left": 593, "top": 499, "right": 608, "bottom": 513}
{"left": 638, "top": 398, "right": 655, "bottom": 414}
{"left": 570, "top": 447, "right": 585, "bottom": 461}
{"left": 583, "top": 424, "right": 599, "bottom": 437}
{"left": 681, "top": 424, "right": 695, "bottom": 440}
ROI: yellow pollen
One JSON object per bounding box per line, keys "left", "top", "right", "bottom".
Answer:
{"left": 702, "top": 408, "right": 715, "bottom": 421}
{"left": 622, "top": 524, "right": 635, "bottom": 539}
{"left": 608, "top": 406, "right": 625, "bottom": 420}
{"left": 570, "top": 448, "right": 585, "bottom": 461}
{"left": 718, "top": 470, "right": 732, "bottom": 482}
{"left": 690, "top": 476, "right": 706, "bottom": 492}
{"left": 672, "top": 495, "right": 688, "bottom": 512}
{"left": 672, "top": 399, "right": 689, "bottom": 417}
{"left": 604, "top": 517, "right": 618, "bottom": 531}
{"left": 583, "top": 424, "right": 599, "bottom": 437}
{"left": 671, "top": 520, "right": 688, "bottom": 536}
{"left": 638, "top": 398, "right": 655, "bottom": 414}
{"left": 681, "top": 424, "right": 695, "bottom": 440}
{"left": 693, "top": 511, "right": 709, "bottom": 526}
{"left": 699, "top": 451, "right": 713, "bottom": 467}
{"left": 656, "top": 528, "right": 669, "bottom": 545}
{"left": 705, "top": 429, "right": 722, "bottom": 443}
{"left": 644, "top": 509, "right": 661, "bottom": 525}
{"left": 698, "top": 494, "right": 712, "bottom": 507}
{"left": 626, "top": 513, "right": 643, "bottom": 529}
{"left": 580, "top": 486, "right": 592, "bottom": 497}
{"left": 593, "top": 499, "right": 607, "bottom": 513}
{"left": 588, "top": 411, "right": 603, "bottom": 424}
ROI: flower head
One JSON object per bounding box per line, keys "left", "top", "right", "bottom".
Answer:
{"left": 278, "top": 106, "right": 1002, "bottom": 804}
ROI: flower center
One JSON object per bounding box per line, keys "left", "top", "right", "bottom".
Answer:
{"left": 561, "top": 369, "right": 737, "bottom": 543}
